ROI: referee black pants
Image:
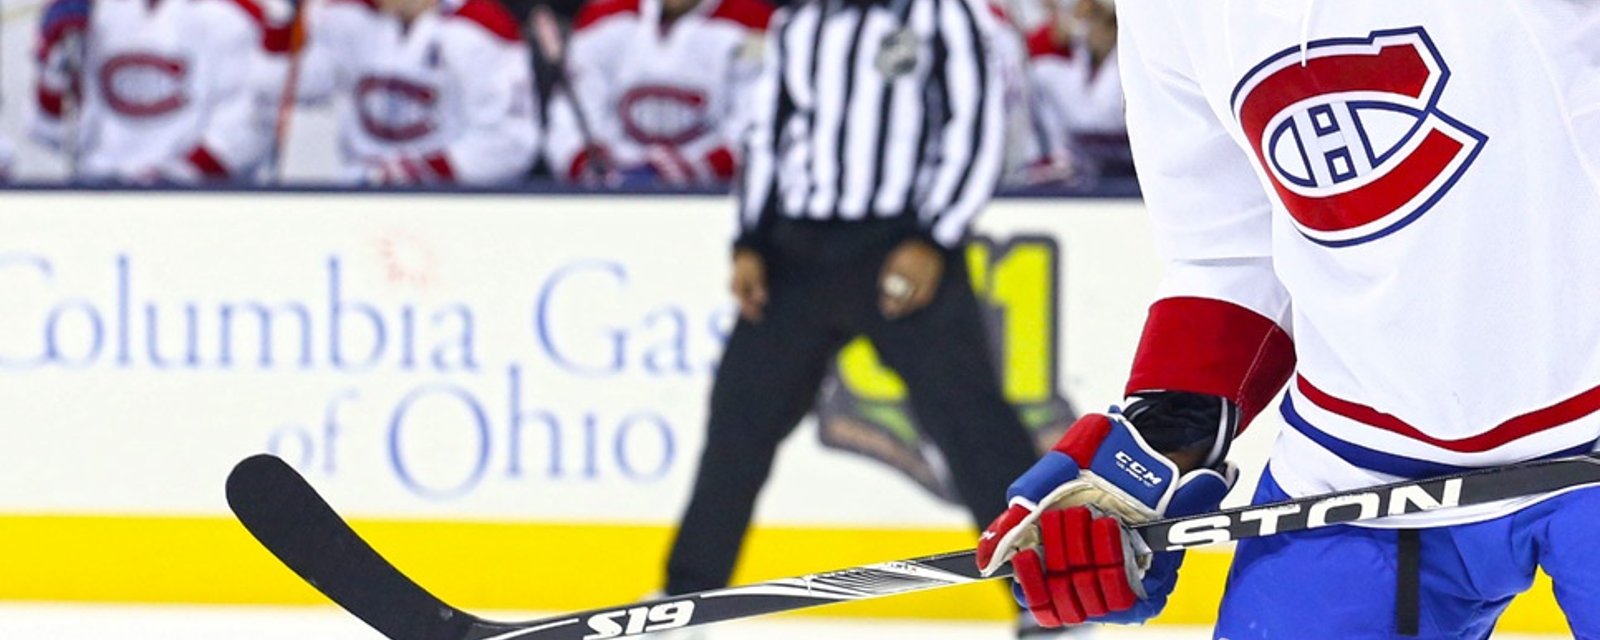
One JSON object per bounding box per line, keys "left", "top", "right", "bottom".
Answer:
{"left": 665, "top": 218, "right": 1041, "bottom": 594}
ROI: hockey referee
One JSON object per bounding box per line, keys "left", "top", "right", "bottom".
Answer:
{"left": 664, "top": 0, "right": 1046, "bottom": 633}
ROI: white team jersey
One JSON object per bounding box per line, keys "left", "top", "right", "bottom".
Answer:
{"left": 32, "top": 0, "right": 286, "bottom": 182}
{"left": 1120, "top": 2, "right": 1600, "bottom": 526}
{"left": 987, "top": 4, "right": 1050, "bottom": 184}
{"left": 297, "top": 0, "right": 540, "bottom": 184}
{"left": 546, "top": 0, "right": 771, "bottom": 182}
{"left": 1027, "top": 28, "right": 1123, "bottom": 140}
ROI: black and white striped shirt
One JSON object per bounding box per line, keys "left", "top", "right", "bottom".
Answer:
{"left": 735, "top": 0, "right": 1005, "bottom": 250}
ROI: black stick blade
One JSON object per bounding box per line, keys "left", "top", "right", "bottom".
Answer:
{"left": 226, "top": 454, "right": 479, "bottom": 640}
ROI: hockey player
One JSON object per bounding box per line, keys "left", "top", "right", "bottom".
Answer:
{"left": 1025, "top": 0, "right": 1127, "bottom": 178}
{"left": 31, "top": 0, "right": 292, "bottom": 183}
{"left": 295, "top": 0, "right": 540, "bottom": 185}
{"left": 977, "top": 3, "right": 1600, "bottom": 638}
{"left": 545, "top": 0, "right": 772, "bottom": 186}
{"left": 987, "top": 1, "right": 1068, "bottom": 188}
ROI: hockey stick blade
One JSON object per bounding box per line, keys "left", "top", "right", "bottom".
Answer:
{"left": 226, "top": 454, "right": 485, "bottom": 640}
{"left": 228, "top": 452, "right": 1600, "bottom": 640}
{"left": 226, "top": 454, "right": 999, "bottom": 640}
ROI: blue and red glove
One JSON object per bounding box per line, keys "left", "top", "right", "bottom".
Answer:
{"left": 976, "top": 397, "right": 1237, "bottom": 627}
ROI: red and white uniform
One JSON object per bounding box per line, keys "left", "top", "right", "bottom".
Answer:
{"left": 1026, "top": 27, "right": 1122, "bottom": 146}
{"left": 1120, "top": 1, "right": 1600, "bottom": 526}
{"left": 547, "top": 0, "right": 772, "bottom": 184}
{"left": 986, "top": 3, "right": 1054, "bottom": 185}
{"left": 297, "top": 0, "right": 540, "bottom": 184}
{"left": 32, "top": 0, "right": 290, "bottom": 182}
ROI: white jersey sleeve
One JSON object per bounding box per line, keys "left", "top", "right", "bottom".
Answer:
{"left": 545, "top": 1, "right": 632, "bottom": 179}
{"left": 1118, "top": 3, "right": 1282, "bottom": 301}
{"left": 295, "top": 0, "right": 360, "bottom": 106}
{"left": 431, "top": 11, "right": 540, "bottom": 184}
{"left": 1114, "top": 1, "right": 1296, "bottom": 433}
{"left": 164, "top": 0, "right": 283, "bottom": 180}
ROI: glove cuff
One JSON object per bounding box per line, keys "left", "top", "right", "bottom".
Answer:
{"left": 1053, "top": 413, "right": 1184, "bottom": 514}
{"left": 1123, "top": 391, "right": 1239, "bottom": 469}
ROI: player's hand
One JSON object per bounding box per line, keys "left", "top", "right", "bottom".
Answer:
{"left": 879, "top": 238, "right": 943, "bottom": 319}
{"left": 975, "top": 408, "right": 1236, "bottom": 627}
{"left": 730, "top": 249, "right": 768, "bottom": 323}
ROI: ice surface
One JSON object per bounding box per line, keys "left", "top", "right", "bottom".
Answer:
{"left": 0, "top": 603, "right": 1563, "bottom": 640}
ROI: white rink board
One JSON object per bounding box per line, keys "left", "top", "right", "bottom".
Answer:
{"left": 0, "top": 192, "right": 1280, "bottom": 525}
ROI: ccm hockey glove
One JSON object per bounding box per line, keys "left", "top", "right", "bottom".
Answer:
{"left": 976, "top": 394, "right": 1238, "bottom": 626}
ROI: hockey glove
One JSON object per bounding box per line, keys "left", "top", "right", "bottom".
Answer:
{"left": 976, "top": 398, "right": 1237, "bottom": 627}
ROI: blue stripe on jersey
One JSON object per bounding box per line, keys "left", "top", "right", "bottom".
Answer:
{"left": 1279, "top": 393, "right": 1597, "bottom": 479}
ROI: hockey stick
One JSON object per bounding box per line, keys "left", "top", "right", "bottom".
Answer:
{"left": 227, "top": 452, "right": 1600, "bottom": 640}
{"left": 268, "top": 1, "right": 306, "bottom": 183}
{"left": 528, "top": 5, "right": 609, "bottom": 180}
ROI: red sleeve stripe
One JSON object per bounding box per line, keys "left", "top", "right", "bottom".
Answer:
{"left": 574, "top": 0, "right": 641, "bottom": 31}
{"left": 422, "top": 152, "right": 456, "bottom": 182}
{"left": 707, "top": 0, "right": 774, "bottom": 30}
{"left": 568, "top": 149, "right": 596, "bottom": 181}
{"left": 263, "top": 20, "right": 296, "bottom": 53}
{"left": 37, "top": 16, "right": 88, "bottom": 62}
{"left": 452, "top": 0, "right": 522, "bottom": 42}
{"left": 222, "top": 0, "right": 267, "bottom": 28}
{"left": 1125, "top": 296, "right": 1296, "bottom": 429}
{"left": 986, "top": 1, "right": 1010, "bottom": 25}
{"left": 1026, "top": 26, "right": 1069, "bottom": 60}
{"left": 37, "top": 87, "right": 67, "bottom": 117}
{"left": 703, "top": 146, "right": 737, "bottom": 181}
{"left": 219, "top": 0, "right": 278, "bottom": 38}
{"left": 186, "top": 146, "right": 231, "bottom": 180}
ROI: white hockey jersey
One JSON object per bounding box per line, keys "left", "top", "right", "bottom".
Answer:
{"left": 1026, "top": 25, "right": 1125, "bottom": 161}
{"left": 987, "top": 3, "right": 1054, "bottom": 186}
{"left": 1120, "top": 2, "right": 1600, "bottom": 526}
{"left": 32, "top": 0, "right": 290, "bottom": 182}
{"left": 546, "top": 0, "right": 772, "bottom": 183}
{"left": 297, "top": 0, "right": 540, "bottom": 184}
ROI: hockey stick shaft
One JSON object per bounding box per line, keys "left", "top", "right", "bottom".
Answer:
{"left": 228, "top": 452, "right": 1600, "bottom": 640}
{"left": 1140, "top": 451, "right": 1600, "bottom": 550}
{"left": 269, "top": 10, "right": 305, "bottom": 183}
{"left": 528, "top": 6, "right": 607, "bottom": 178}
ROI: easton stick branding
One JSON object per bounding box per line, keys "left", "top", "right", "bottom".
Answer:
{"left": 227, "top": 453, "right": 1600, "bottom": 640}
{"left": 1157, "top": 477, "right": 1464, "bottom": 550}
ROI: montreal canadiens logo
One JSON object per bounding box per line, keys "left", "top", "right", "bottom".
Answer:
{"left": 620, "top": 86, "right": 710, "bottom": 146}
{"left": 1231, "top": 28, "right": 1487, "bottom": 247}
{"left": 99, "top": 54, "right": 188, "bottom": 118}
{"left": 355, "top": 76, "right": 439, "bottom": 142}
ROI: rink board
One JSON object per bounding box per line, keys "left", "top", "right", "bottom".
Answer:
{"left": 0, "top": 191, "right": 1567, "bottom": 631}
